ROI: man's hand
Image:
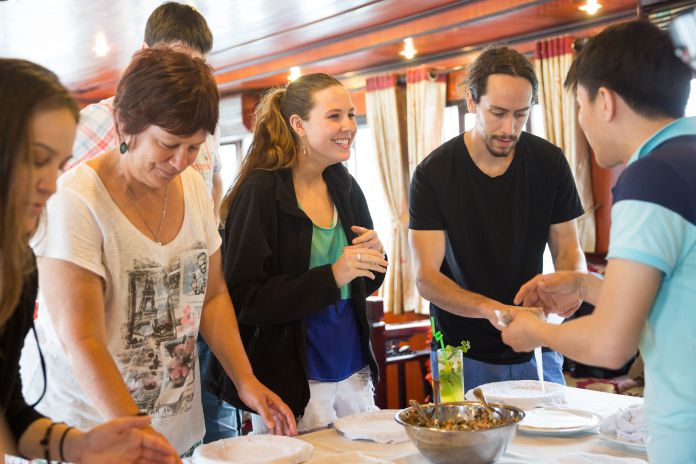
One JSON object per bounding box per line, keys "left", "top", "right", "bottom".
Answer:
{"left": 514, "top": 271, "right": 584, "bottom": 317}
{"left": 501, "top": 309, "right": 547, "bottom": 353}
{"left": 237, "top": 375, "right": 298, "bottom": 436}
{"left": 487, "top": 304, "right": 544, "bottom": 331}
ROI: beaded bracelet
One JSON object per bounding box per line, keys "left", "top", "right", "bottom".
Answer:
{"left": 40, "top": 421, "right": 60, "bottom": 462}
{"left": 59, "top": 426, "right": 74, "bottom": 462}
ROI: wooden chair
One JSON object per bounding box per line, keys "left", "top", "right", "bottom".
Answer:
{"left": 367, "top": 297, "right": 432, "bottom": 409}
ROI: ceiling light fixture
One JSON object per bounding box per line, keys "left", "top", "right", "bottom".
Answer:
{"left": 399, "top": 37, "right": 417, "bottom": 60}
{"left": 288, "top": 66, "right": 302, "bottom": 82}
{"left": 92, "top": 32, "right": 110, "bottom": 57}
{"left": 579, "top": 0, "right": 602, "bottom": 15}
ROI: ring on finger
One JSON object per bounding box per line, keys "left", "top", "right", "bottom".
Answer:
{"left": 357, "top": 253, "right": 362, "bottom": 262}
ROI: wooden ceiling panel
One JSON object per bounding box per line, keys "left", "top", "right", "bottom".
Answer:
{"left": 208, "top": 0, "right": 461, "bottom": 69}
{"left": 213, "top": 0, "right": 560, "bottom": 89}
{"left": 216, "top": 0, "right": 638, "bottom": 92}
{"left": 0, "top": 0, "right": 651, "bottom": 102}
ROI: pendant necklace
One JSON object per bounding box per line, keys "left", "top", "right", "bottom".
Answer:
{"left": 118, "top": 159, "right": 168, "bottom": 245}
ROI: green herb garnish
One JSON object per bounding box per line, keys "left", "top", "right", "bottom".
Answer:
{"left": 439, "top": 341, "right": 470, "bottom": 387}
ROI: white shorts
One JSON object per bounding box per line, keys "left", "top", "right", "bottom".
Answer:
{"left": 252, "top": 366, "right": 377, "bottom": 433}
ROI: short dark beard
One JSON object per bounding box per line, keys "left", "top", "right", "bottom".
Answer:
{"left": 484, "top": 136, "right": 517, "bottom": 158}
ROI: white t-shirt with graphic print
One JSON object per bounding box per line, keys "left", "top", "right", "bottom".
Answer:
{"left": 21, "top": 164, "right": 221, "bottom": 454}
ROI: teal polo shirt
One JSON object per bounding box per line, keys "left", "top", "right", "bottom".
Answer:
{"left": 607, "top": 117, "right": 696, "bottom": 463}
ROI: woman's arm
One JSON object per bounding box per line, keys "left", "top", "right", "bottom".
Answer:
{"left": 7, "top": 328, "right": 177, "bottom": 462}
{"left": 17, "top": 416, "right": 178, "bottom": 463}
{"left": 38, "top": 258, "right": 141, "bottom": 419}
{"left": 224, "top": 184, "right": 341, "bottom": 325}
{"left": 200, "top": 250, "right": 297, "bottom": 436}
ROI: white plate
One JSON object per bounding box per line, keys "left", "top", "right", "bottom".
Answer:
{"left": 308, "top": 452, "right": 390, "bottom": 463}
{"left": 333, "top": 409, "right": 409, "bottom": 443}
{"left": 192, "top": 435, "right": 313, "bottom": 464}
{"left": 518, "top": 408, "right": 600, "bottom": 435}
{"left": 599, "top": 429, "right": 648, "bottom": 452}
{"left": 540, "top": 452, "right": 648, "bottom": 463}
{"left": 465, "top": 380, "right": 568, "bottom": 410}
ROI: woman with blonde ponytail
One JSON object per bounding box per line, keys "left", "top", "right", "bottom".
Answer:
{"left": 208, "top": 73, "right": 388, "bottom": 432}
{"left": 220, "top": 87, "right": 296, "bottom": 221}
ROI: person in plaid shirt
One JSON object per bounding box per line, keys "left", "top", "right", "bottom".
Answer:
{"left": 65, "top": 2, "right": 234, "bottom": 445}
{"left": 68, "top": 2, "right": 223, "bottom": 218}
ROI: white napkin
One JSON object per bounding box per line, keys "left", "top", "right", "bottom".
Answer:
{"left": 308, "top": 452, "right": 390, "bottom": 463}
{"left": 495, "top": 307, "right": 546, "bottom": 327}
{"left": 192, "top": 435, "right": 313, "bottom": 464}
{"left": 466, "top": 380, "right": 568, "bottom": 410}
{"left": 522, "top": 408, "right": 595, "bottom": 430}
{"left": 541, "top": 452, "right": 647, "bottom": 463}
{"left": 333, "top": 410, "right": 409, "bottom": 444}
{"left": 600, "top": 404, "right": 647, "bottom": 444}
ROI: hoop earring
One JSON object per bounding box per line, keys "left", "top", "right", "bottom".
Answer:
{"left": 119, "top": 141, "right": 128, "bottom": 154}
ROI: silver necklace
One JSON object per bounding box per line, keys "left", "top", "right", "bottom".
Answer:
{"left": 118, "top": 160, "right": 168, "bottom": 245}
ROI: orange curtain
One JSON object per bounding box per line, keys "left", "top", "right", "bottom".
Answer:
{"left": 535, "top": 36, "right": 596, "bottom": 252}
{"left": 365, "top": 75, "right": 412, "bottom": 314}
{"left": 406, "top": 67, "right": 447, "bottom": 177}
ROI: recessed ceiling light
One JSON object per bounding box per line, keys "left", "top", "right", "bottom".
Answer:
{"left": 399, "top": 37, "right": 417, "bottom": 60}
{"left": 288, "top": 66, "right": 301, "bottom": 82}
{"left": 92, "top": 32, "right": 110, "bottom": 57}
{"left": 579, "top": 0, "right": 602, "bottom": 15}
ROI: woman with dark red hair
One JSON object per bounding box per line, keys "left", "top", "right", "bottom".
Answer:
{"left": 20, "top": 48, "right": 296, "bottom": 459}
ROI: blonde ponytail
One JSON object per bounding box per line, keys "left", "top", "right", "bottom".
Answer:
{"left": 220, "top": 73, "right": 342, "bottom": 224}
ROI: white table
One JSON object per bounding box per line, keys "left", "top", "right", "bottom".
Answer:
{"left": 291, "top": 387, "right": 645, "bottom": 463}
{"left": 182, "top": 386, "right": 647, "bottom": 463}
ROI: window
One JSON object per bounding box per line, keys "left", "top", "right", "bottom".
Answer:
{"left": 442, "top": 105, "right": 461, "bottom": 142}
{"left": 529, "top": 104, "right": 546, "bottom": 139}
{"left": 218, "top": 134, "right": 253, "bottom": 194}
{"left": 685, "top": 79, "right": 696, "bottom": 117}
{"left": 346, "top": 125, "right": 393, "bottom": 259}
{"left": 218, "top": 143, "right": 239, "bottom": 194}
{"left": 463, "top": 112, "right": 476, "bottom": 132}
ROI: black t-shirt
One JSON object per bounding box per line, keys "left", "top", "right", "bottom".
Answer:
{"left": 409, "top": 132, "right": 583, "bottom": 364}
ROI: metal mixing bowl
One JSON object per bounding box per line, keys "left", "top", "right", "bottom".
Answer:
{"left": 395, "top": 402, "right": 525, "bottom": 464}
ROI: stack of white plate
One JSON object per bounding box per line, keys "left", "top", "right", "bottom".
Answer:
{"left": 191, "top": 435, "right": 313, "bottom": 464}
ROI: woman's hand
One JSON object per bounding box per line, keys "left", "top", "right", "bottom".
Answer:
{"left": 350, "top": 226, "right": 384, "bottom": 254}
{"left": 237, "top": 375, "right": 298, "bottom": 436}
{"left": 332, "top": 245, "right": 388, "bottom": 288}
{"left": 68, "top": 416, "right": 180, "bottom": 464}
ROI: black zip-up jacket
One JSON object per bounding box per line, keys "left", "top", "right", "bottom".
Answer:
{"left": 205, "top": 164, "right": 385, "bottom": 417}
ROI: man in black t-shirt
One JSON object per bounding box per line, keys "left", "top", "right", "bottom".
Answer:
{"left": 409, "top": 47, "right": 586, "bottom": 391}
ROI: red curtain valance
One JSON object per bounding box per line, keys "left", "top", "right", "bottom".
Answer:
{"left": 406, "top": 67, "right": 447, "bottom": 84}
{"left": 366, "top": 74, "right": 397, "bottom": 91}
{"left": 535, "top": 36, "right": 574, "bottom": 60}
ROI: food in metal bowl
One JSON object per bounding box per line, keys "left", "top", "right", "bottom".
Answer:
{"left": 395, "top": 402, "right": 524, "bottom": 464}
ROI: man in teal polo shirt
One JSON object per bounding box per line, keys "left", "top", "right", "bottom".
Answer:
{"left": 501, "top": 21, "right": 696, "bottom": 463}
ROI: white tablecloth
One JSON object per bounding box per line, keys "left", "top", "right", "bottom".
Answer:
{"left": 182, "top": 386, "right": 646, "bottom": 463}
